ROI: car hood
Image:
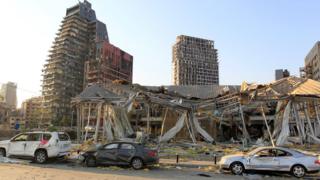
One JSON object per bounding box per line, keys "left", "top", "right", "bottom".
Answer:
{"left": 0, "top": 140, "right": 10, "bottom": 145}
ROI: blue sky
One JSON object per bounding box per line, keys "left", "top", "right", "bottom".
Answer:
{"left": 0, "top": 0, "right": 318, "bottom": 106}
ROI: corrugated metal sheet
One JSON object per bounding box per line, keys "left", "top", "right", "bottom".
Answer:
{"left": 241, "top": 76, "right": 320, "bottom": 99}
{"left": 290, "top": 79, "right": 320, "bottom": 96}
{"left": 144, "top": 85, "right": 240, "bottom": 99}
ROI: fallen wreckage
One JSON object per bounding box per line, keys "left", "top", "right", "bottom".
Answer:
{"left": 71, "top": 76, "right": 320, "bottom": 146}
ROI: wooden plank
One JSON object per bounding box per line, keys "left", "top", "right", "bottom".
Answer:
{"left": 185, "top": 112, "right": 196, "bottom": 144}
{"left": 303, "top": 103, "right": 315, "bottom": 136}
{"left": 84, "top": 103, "right": 91, "bottom": 141}
{"left": 76, "top": 105, "right": 80, "bottom": 143}
{"left": 102, "top": 104, "right": 108, "bottom": 142}
{"left": 239, "top": 104, "right": 250, "bottom": 141}
{"left": 292, "top": 102, "right": 304, "bottom": 144}
{"left": 260, "top": 105, "right": 275, "bottom": 147}
{"left": 146, "top": 104, "right": 150, "bottom": 136}
{"left": 159, "top": 107, "right": 169, "bottom": 143}
{"left": 81, "top": 104, "right": 85, "bottom": 141}
{"left": 314, "top": 102, "right": 320, "bottom": 136}
{"left": 94, "top": 103, "right": 102, "bottom": 142}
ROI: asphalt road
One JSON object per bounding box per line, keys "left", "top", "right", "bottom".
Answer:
{"left": 0, "top": 158, "right": 319, "bottom": 180}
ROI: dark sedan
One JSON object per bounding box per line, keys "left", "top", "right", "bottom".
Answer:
{"left": 81, "top": 141, "right": 159, "bottom": 169}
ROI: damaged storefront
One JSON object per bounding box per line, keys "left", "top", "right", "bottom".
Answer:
{"left": 72, "top": 76, "right": 320, "bottom": 147}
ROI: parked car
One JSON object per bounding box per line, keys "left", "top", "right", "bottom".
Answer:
{"left": 219, "top": 146, "right": 320, "bottom": 178}
{"left": 0, "top": 131, "right": 71, "bottom": 163}
{"left": 80, "top": 141, "right": 159, "bottom": 170}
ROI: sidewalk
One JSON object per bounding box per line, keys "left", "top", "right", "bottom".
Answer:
{"left": 160, "top": 158, "right": 217, "bottom": 168}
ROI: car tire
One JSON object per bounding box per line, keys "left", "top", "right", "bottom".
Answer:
{"left": 85, "top": 156, "right": 97, "bottom": 167}
{"left": 131, "top": 157, "right": 143, "bottom": 170}
{"left": 291, "top": 165, "right": 306, "bottom": 178}
{"left": 34, "top": 150, "right": 48, "bottom": 164}
{"left": 230, "top": 162, "right": 244, "bottom": 175}
{"left": 0, "top": 148, "right": 6, "bottom": 157}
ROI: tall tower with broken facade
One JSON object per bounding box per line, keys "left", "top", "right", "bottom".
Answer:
{"left": 172, "top": 35, "right": 219, "bottom": 85}
{"left": 42, "top": 1, "right": 108, "bottom": 125}
{"left": 301, "top": 41, "right": 320, "bottom": 80}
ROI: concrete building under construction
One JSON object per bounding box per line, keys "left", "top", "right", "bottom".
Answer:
{"left": 172, "top": 35, "right": 219, "bottom": 85}
{"left": 42, "top": 1, "right": 109, "bottom": 125}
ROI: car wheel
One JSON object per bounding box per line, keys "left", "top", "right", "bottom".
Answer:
{"left": 0, "top": 148, "right": 6, "bottom": 157}
{"left": 291, "top": 165, "right": 306, "bottom": 178}
{"left": 131, "top": 157, "right": 143, "bottom": 170}
{"left": 230, "top": 162, "right": 244, "bottom": 175}
{"left": 34, "top": 150, "right": 48, "bottom": 164}
{"left": 85, "top": 156, "right": 97, "bottom": 167}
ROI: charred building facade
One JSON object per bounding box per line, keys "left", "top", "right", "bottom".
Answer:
{"left": 172, "top": 35, "right": 219, "bottom": 85}
{"left": 85, "top": 42, "right": 133, "bottom": 86}
{"left": 42, "top": 1, "right": 112, "bottom": 125}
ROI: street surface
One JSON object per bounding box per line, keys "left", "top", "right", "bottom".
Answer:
{"left": 0, "top": 163, "right": 238, "bottom": 180}
{"left": 1, "top": 158, "right": 319, "bottom": 180}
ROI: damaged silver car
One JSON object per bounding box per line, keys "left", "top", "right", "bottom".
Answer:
{"left": 219, "top": 146, "right": 320, "bottom": 178}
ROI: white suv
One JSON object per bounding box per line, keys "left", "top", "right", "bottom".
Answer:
{"left": 0, "top": 131, "right": 71, "bottom": 163}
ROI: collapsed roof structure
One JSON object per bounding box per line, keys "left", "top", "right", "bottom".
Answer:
{"left": 72, "top": 85, "right": 134, "bottom": 143}
{"left": 238, "top": 76, "right": 320, "bottom": 145}
{"left": 72, "top": 77, "right": 320, "bottom": 146}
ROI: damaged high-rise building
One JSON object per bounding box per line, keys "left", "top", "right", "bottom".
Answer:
{"left": 301, "top": 41, "right": 320, "bottom": 80}
{"left": 84, "top": 42, "right": 133, "bottom": 86}
{"left": 42, "top": 1, "right": 132, "bottom": 125}
{"left": 172, "top": 35, "right": 219, "bottom": 85}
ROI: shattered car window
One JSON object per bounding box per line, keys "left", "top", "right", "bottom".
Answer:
{"left": 58, "top": 133, "right": 70, "bottom": 141}
{"left": 120, "top": 143, "right": 135, "bottom": 150}
{"left": 276, "top": 149, "right": 292, "bottom": 157}
{"left": 43, "top": 134, "right": 52, "bottom": 141}
{"left": 104, "top": 143, "right": 118, "bottom": 150}
{"left": 27, "top": 133, "right": 41, "bottom": 141}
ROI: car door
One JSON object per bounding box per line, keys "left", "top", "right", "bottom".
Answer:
{"left": 276, "top": 149, "right": 294, "bottom": 171}
{"left": 96, "top": 143, "right": 119, "bottom": 165}
{"left": 57, "top": 133, "right": 71, "bottom": 153}
{"left": 24, "top": 133, "right": 41, "bottom": 156}
{"left": 249, "top": 148, "right": 279, "bottom": 170}
{"left": 117, "top": 143, "right": 136, "bottom": 165}
{"left": 8, "top": 133, "right": 28, "bottom": 156}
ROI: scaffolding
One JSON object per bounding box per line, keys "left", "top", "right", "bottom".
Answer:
{"left": 41, "top": 1, "right": 108, "bottom": 125}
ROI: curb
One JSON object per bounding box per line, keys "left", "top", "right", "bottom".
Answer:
{"left": 159, "top": 162, "right": 217, "bottom": 168}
